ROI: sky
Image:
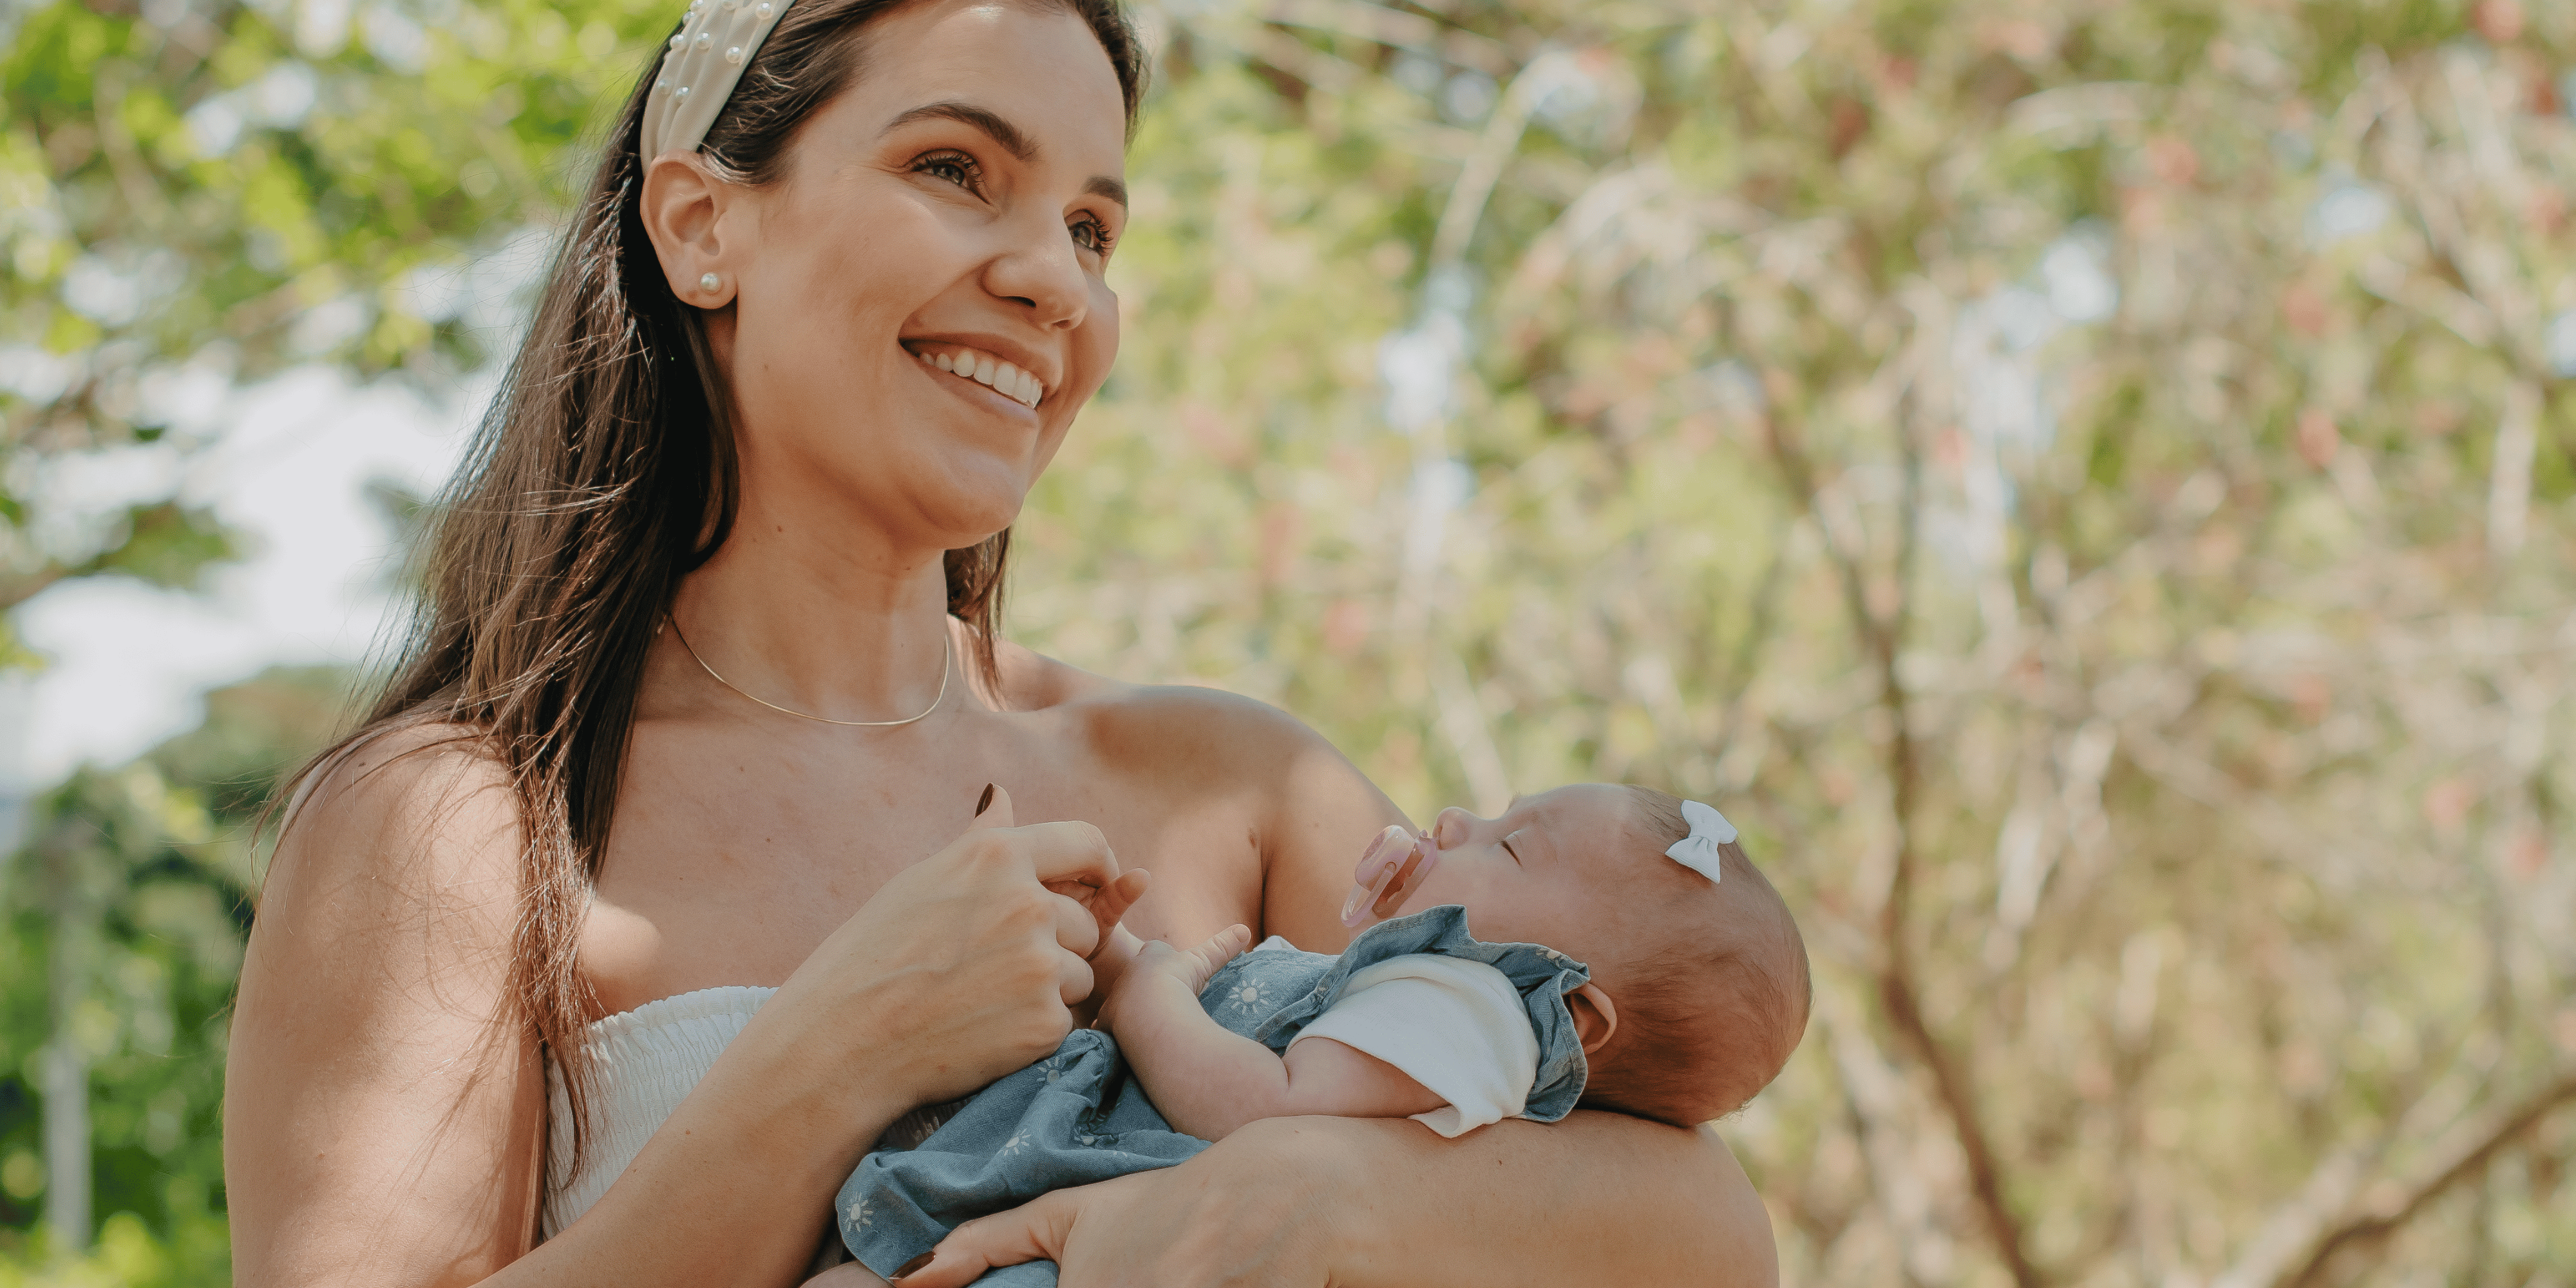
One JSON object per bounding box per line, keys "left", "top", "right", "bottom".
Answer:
{"left": 5, "top": 366, "right": 477, "bottom": 788}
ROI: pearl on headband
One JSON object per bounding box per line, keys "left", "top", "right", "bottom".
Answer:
{"left": 640, "top": 0, "right": 797, "bottom": 160}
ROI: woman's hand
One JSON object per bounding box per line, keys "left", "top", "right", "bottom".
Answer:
{"left": 1048, "top": 850, "right": 1151, "bottom": 1028}
{"left": 896, "top": 1112, "right": 1776, "bottom": 1288}
{"left": 762, "top": 784, "right": 1135, "bottom": 1112}
{"left": 892, "top": 1119, "right": 1345, "bottom": 1288}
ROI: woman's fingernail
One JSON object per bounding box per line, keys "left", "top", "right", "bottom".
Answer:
{"left": 974, "top": 783, "right": 996, "bottom": 816}
{"left": 894, "top": 1251, "right": 938, "bottom": 1278}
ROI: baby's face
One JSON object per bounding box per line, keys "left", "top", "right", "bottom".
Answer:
{"left": 1387, "top": 784, "right": 1662, "bottom": 971}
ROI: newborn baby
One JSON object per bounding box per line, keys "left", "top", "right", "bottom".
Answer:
{"left": 839, "top": 784, "right": 1810, "bottom": 1285}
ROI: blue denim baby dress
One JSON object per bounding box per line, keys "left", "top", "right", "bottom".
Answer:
{"left": 837, "top": 904, "right": 1592, "bottom": 1285}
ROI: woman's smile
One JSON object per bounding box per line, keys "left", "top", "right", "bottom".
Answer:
{"left": 903, "top": 337, "right": 1051, "bottom": 410}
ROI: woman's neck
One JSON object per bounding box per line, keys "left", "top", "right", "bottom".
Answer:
{"left": 663, "top": 506, "right": 960, "bottom": 723}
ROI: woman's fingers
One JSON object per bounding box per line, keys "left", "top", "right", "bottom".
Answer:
{"left": 1046, "top": 1150, "right": 1335, "bottom": 1288}
{"left": 797, "top": 1263, "right": 885, "bottom": 1287}
{"left": 1109, "top": 867, "right": 1150, "bottom": 916}
{"left": 925, "top": 1168, "right": 1329, "bottom": 1288}
{"left": 967, "top": 783, "right": 1014, "bottom": 830}
{"left": 947, "top": 788, "right": 1117, "bottom": 903}
{"left": 1088, "top": 869, "right": 1150, "bottom": 943}
{"left": 1018, "top": 819, "right": 1121, "bottom": 890}
{"left": 1050, "top": 890, "right": 1102, "bottom": 960}
{"left": 1043, "top": 869, "right": 1150, "bottom": 966}
{"left": 893, "top": 1188, "right": 1086, "bottom": 1288}
{"left": 805, "top": 789, "right": 1131, "bottom": 1103}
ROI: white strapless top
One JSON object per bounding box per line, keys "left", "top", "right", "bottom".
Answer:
{"left": 540, "top": 985, "right": 777, "bottom": 1238}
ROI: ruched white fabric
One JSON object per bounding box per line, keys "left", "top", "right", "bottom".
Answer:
{"left": 540, "top": 985, "right": 775, "bottom": 1239}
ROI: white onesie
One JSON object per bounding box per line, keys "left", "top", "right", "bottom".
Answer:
{"left": 1251, "top": 936, "right": 1542, "bottom": 1137}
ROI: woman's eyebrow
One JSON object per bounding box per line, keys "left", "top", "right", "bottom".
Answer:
{"left": 882, "top": 100, "right": 1036, "bottom": 162}
{"left": 882, "top": 100, "right": 1128, "bottom": 210}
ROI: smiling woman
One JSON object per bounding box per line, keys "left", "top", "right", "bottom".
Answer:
{"left": 217, "top": 2, "right": 1777, "bottom": 1286}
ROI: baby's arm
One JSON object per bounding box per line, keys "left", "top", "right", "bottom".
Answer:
{"left": 1099, "top": 925, "right": 1446, "bottom": 1141}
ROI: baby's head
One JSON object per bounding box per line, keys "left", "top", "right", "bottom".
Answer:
{"left": 1367, "top": 784, "right": 1810, "bottom": 1124}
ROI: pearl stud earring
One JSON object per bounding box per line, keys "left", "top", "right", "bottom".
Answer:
{"left": 700, "top": 272, "right": 721, "bottom": 292}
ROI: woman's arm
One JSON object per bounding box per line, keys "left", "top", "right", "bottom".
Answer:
{"left": 227, "top": 741, "right": 1122, "bottom": 1288}
{"left": 1300, "top": 1112, "right": 1776, "bottom": 1285}
{"left": 904, "top": 1111, "right": 1774, "bottom": 1287}
{"left": 224, "top": 730, "right": 547, "bottom": 1284}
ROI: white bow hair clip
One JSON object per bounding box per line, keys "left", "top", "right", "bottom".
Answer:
{"left": 1665, "top": 799, "right": 1738, "bottom": 884}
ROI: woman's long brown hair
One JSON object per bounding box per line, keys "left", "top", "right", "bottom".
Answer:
{"left": 285, "top": 0, "right": 1145, "bottom": 1188}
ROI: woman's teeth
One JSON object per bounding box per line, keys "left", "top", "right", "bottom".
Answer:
{"left": 918, "top": 346, "right": 1044, "bottom": 408}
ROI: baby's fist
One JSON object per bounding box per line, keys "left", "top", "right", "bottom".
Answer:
{"left": 1159, "top": 923, "right": 1253, "bottom": 995}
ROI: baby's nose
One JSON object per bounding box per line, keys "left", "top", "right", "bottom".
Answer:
{"left": 1431, "top": 806, "right": 1479, "bottom": 849}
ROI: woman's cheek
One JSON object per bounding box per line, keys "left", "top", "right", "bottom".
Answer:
{"left": 1075, "top": 279, "right": 1119, "bottom": 393}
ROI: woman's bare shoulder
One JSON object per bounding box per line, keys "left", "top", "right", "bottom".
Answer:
{"left": 266, "top": 718, "right": 523, "bottom": 910}
{"left": 996, "top": 639, "right": 1337, "bottom": 770}
{"left": 997, "top": 640, "right": 1403, "bottom": 948}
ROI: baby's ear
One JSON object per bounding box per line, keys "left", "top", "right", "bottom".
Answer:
{"left": 1566, "top": 982, "right": 1619, "bottom": 1055}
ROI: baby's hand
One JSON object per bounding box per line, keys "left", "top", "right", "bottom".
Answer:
{"left": 1101, "top": 925, "right": 1251, "bottom": 1029}
{"left": 1043, "top": 867, "right": 1151, "bottom": 964}
{"left": 1142, "top": 924, "right": 1254, "bottom": 994}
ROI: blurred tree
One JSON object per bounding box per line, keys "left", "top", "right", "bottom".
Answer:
{"left": 10, "top": 0, "right": 2576, "bottom": 1282}
{"left": 1011, "top": 0, "right": 2576, "bottom": 1283}
{"left": 1, "top": 0, "right": 666, "bottom": 1263}
{"left": 0, "top": 665, "right": 345, "bottom": 1280}
{"left": 0, "top": 0, "right": 679, "bottom": 650}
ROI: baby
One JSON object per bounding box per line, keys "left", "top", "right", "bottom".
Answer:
{"left": 839, "top": 784, "right": 1810, "bottom": 1285}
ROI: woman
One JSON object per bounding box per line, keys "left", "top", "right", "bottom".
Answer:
{"left": 221, "top": 0, "right": 1778, "bottom": 1283}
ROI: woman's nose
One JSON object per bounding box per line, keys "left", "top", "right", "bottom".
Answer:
{"left": 1431, "top": 807, "right": 1481, "bottom": 849}
{"left": 983, "top": 220, "right": 1090, "bottom": 330}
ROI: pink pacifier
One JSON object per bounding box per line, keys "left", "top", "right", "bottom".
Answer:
{"left": 1340, "top": 824, "right": 1441, "bottom": 927}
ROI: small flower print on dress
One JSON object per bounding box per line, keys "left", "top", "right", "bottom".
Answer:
{"left": 1000, "top": 1130, "right": 1032, "bottom": 1157}
{"left": 845, "top": 1197, "right": 872, "bottom": 1228}
{"left": 1225, "top": 979, "right": 1268, "bottom": 1014}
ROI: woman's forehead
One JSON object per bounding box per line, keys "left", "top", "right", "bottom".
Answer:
{"left": 844, "top": 0, "right": 1128, "bottom": 169}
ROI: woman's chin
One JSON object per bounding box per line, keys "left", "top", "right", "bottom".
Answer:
{"left": 911, "top": 497, "right": 1028, "bottom": 552}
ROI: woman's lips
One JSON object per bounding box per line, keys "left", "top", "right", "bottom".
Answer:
{"left": 909, "top": 342, "right": 1046, "bottom": 408}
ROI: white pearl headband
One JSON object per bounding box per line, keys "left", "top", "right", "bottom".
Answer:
{"left": 641, "top": 0, "right": 797, "bottom": 161}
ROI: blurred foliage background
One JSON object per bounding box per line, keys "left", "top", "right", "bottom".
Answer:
{"left": 5, "top": 0, "right": 2576, "bottom": 1283}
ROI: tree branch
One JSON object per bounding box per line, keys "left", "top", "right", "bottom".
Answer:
{"left": 1763, "top": 380, "right": 2044, "bottom": 1288}
{"left": 2280, "top": 1072, "right": 2576, "bottom": 1288}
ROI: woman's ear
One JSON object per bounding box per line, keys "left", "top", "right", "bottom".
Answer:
{"left": 638, "top": 151, "right": 737, "bottom": 308}
{"left": 1566, "top": 982, "right": 1618, "bottom": 1056}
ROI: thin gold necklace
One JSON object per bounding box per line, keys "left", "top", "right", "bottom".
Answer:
{"left": 663, "top": 613, "right": 951, "bottom": 728}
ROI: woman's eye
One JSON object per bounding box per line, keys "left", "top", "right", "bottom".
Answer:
{"left": 1069, "top": 216, "right": 1114, "bottom": 255}
{"left": 913, "top": 151, "right": 981, "bottom": 193}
